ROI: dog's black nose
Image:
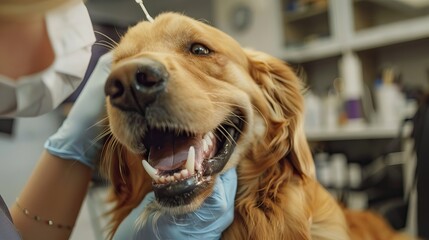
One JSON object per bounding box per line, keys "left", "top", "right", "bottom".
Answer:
{"left": 105, "top": 58, "right": 169, "bottom": 112}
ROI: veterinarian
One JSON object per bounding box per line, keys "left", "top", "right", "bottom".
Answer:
{"left": 0, "top": 0, "right": 237, "bottom": 239}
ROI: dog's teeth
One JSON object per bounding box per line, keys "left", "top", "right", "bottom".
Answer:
{"left": 142, "top": 160, "right": 159, "bottom": 181}
{"left": 159, "top": 176, "right": 166, "bottom": 184}
{"left": 208, "top": 131, "right": 214, "bottom": 139}
{"left": 174, "top": 172, "right": 181, "bottom": 180}
{"left": 204, "top": 134, "right": 213, "bottom": 146}
{"left": 164, "top": 176, "right": 171, "bottom": 183}
{"left": 181, "top": 169, "right": 189, "bottom": 178}
{"left": 203, "top": 140, "right": 208, "bottom": 152}
{"left": 186, "top": 146, "right": 195, "bottom": 175}
{"left": 168, "top": 176, "right": 175, "bottom": 182}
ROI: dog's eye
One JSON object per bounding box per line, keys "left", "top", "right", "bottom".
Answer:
{"left": 190, "top": 43, "right": 211, "bottom": 55}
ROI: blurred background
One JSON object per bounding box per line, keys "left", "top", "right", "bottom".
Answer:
{"left": 1, "top": 0, "right": 429, "bottom": 239}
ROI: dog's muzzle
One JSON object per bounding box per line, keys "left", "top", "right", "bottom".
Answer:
{"left": 105, "top": 57, "right": 169, "bottom": 113}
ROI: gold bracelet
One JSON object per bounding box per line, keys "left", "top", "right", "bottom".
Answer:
{"left": 15, "top": 198, "right": 73, "bottom": 231}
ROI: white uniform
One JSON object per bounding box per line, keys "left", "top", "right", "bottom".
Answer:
{"left": 0, "top": 2, "right": 95, "bottom": 239}
{"left": 0, "top": 2, "right": 95, "bottom": 117}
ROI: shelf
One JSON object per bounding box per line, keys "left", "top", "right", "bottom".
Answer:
{"left": 282, "top": 0, "right": 332, "bottom": 54}
{"left": 351, "top": 14, "right": 429, "bottom": 51}
{"left": 306, "top": 123, "right": 399, "bottom": 141}
{"left": 284, "top": 6, "right": 328, "bottom": 23}
{"left": 282, "top": 38, "right": 341, "bottom": 63}
{"left": 283, "top": 14, "right": 429, "bottom": 63}
{"left": 353, "top": 0, "right": 429, "bottom": 30}
{"left": 374, "top": 0, "right": 429, "bottom": 10}
{"left": 279, "top": 0, "right": 429, "bottom": 63}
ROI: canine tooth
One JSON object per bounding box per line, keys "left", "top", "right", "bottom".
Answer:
{"left": 186, "top": 146, "right": 195, "bottom": 174}
{"left": 142, "top": 160, "right": 159, "bottom": 181}
{"left": 159, "top": 176, "right": 166, "bottom": 184}
{"left": 181, "top": 169, "right": 189, "bottom": 178}
{"left": 203, "top": 140, "right": 208, "bottom": 152}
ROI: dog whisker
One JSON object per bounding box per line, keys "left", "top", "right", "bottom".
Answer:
{"left": 114, "top": 27, "right": 124, "bottom": 40}
{"left": 94, "top": 30, "right": 119, "bottom": 46}
{"left": 118, "top": 150, "right": 127, "bottom": 185}
{"left": 87, "top": 116, "right": 109, "bottom": 130}
{"left": 227, "top": 111, "right": 249, "bottom": 126}
{"left": 92, "top": 129, "right": 112, "bottom": 144}
{"left": 100, "top": 135, "right": 126, "bottom": 187}
{"left": 93, "top": 42, "right": 114, "bottom": 50}
{"left": 98, "top": 40, "right": 117, "bottom": 50}
{"left": 86, "top": 132, "right": 110, "bottom": 156}
{"left": 210, "top": 101, "right": 249, "bottom": 126}
{"left": 216, "top": 125, "right": 237, "bottom": 146}
{"left": 88, "top": 117, "right": 111, "bottom": 144}
{"left": 106, "top": 137, "right": 127, "bottom": 186}
{"left": 224, "top": 118, "right": 244, "bottom": 136}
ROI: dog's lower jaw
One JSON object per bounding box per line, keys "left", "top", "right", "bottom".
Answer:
{"left": 154, "top": 174, "right": 213, "bottom": 207}
{"left": 141, "top": 180, "right": 215, "bottom": 223}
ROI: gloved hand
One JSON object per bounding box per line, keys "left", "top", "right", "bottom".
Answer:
{"left": 44, "top": 52, "right": 113, "bottom": 168}
{"left": 113, "top": 167, "right": 238, "bottom": 240}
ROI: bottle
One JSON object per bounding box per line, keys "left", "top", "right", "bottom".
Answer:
{"left": 304, "top": 90, "right": 322, "bottom": 131}
{"left": 322, "top": 88, "right": 339, "bottom": 129}
{"left": 338, "top": 52, "right": 365, "bottom": 128}
{"left": 375, "top": 68, "right": 405, "bottom": 127}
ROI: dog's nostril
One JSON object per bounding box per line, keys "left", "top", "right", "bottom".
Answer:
{"left": 135, "top": 70, "right": 160, "bottom": 88}
{"left": 106, "top": 79, "right": 125, "bottom": 99}
{"left": 136, "top": 71, "right": 157, "bottom": 88}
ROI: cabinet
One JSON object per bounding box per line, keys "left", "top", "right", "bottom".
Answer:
{"left": 214, "top": 0, "right": 429, "bottom": 140}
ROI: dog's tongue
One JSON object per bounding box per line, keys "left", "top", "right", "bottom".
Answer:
{"left": 148, "top": 130, "right": 202, "bottom": 171}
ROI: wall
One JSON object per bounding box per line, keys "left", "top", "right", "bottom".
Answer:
{"left": 376, "top": 38, "right": 429, "bottom": 90}
{"left": 86, "top": 0, "right": 214, "bottom": 27}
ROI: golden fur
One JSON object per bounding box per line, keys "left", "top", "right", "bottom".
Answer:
{"left": 101, "top": 12, "right": 411, "bottom": 240}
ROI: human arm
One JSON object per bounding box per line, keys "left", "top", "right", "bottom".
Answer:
{"left": 113, "top": 167, "right": 238, "bottom": 240}
{"left": 10, "top": 52, "right": 112, "bottom": 239}
{"left": 10, "top": 152, "right": 91, "bottom": 240}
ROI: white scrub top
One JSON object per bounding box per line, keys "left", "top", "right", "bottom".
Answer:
{"left": 0, "top": 1, "right": 95, "bottom": 117}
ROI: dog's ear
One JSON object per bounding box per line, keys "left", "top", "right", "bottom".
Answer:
{"left": 245, "top": 49, "right": 315, "bottom": 179}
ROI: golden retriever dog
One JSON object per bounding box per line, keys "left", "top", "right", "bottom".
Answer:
{"left": 101, "top": 12, "right": 411, "bottom": 240}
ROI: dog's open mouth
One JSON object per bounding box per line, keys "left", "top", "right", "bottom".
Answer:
{"left": 140, "top": 113, "right": 243, "bottom": 207}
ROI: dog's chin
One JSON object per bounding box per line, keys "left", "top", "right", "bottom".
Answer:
{"left": 153, "top": 178, "right": 216, "bottom": 214}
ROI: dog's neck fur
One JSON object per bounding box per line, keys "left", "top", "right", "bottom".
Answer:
{"left": 224, "top": 138, "right": 313, "bottom": 239}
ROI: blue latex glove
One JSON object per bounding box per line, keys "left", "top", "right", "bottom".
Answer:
{"left": 113, "top": 167, "right": 238, "bottom": 240}
{"left": 44, "top": 52, "right": 112, "bottom": 168}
